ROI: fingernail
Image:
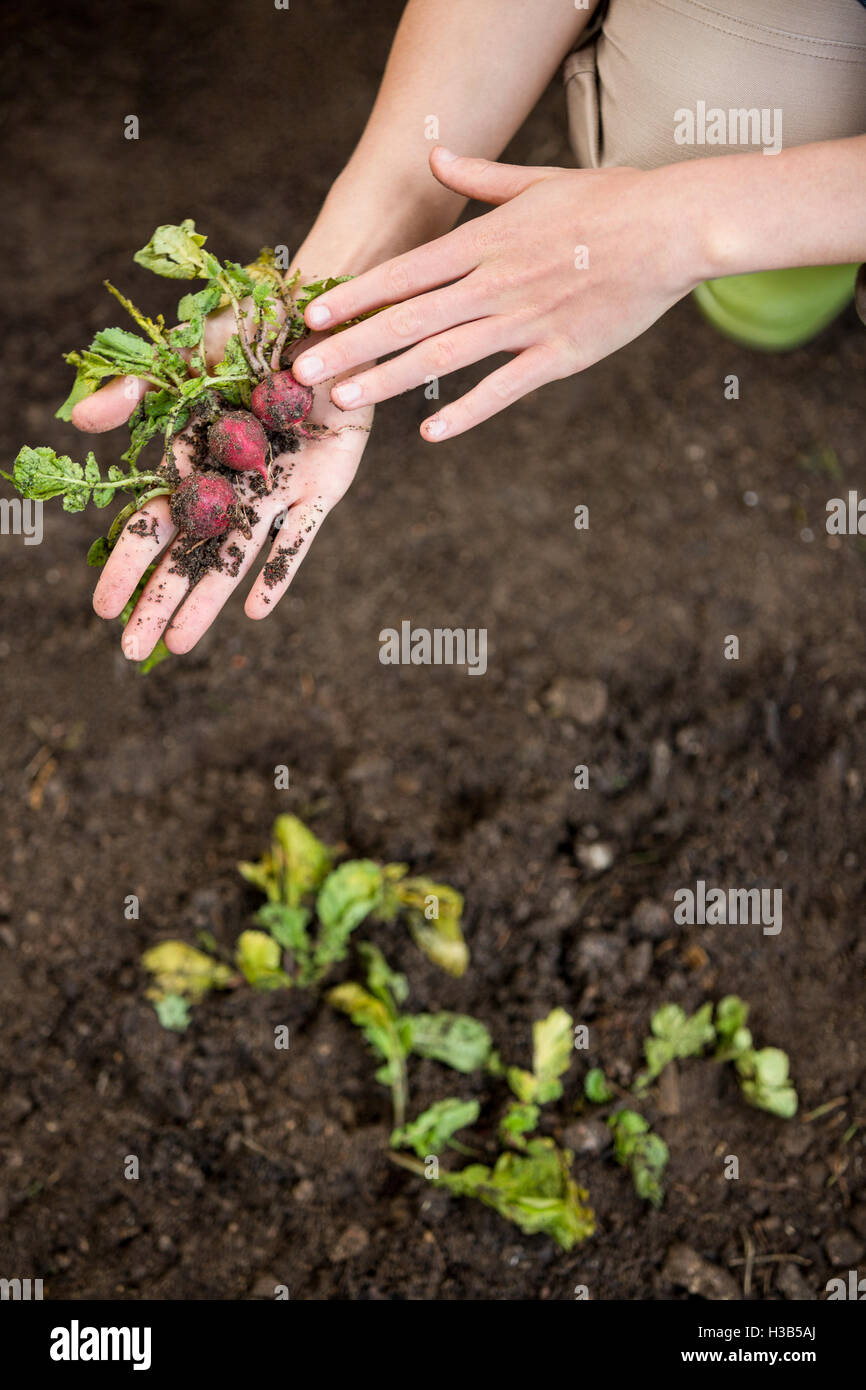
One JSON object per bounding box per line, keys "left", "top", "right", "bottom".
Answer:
{"left": 295, "top": 354, "right": 323, "bottom": 383}
{"left": 425, "top": 416, "right": 448, "bottom": 439}
{"left": 333, "top": 382, "right": 362, "bottom": 407}
{"left": 436, "top": 147, "right": 458, "bottom": 162}
{"left": 306, "top": 304, "right": 331, "bottom": 328}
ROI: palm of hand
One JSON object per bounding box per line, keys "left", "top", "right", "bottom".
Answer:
{"left": 73, "top": 305, "right": 372, "bottom": 658}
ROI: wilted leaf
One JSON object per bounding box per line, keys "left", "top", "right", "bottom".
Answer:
{"left": 394, "top": 876, "right": 469, "bottom": 976}
{"left": 327, "top": 979, "right": 408, "bottom": 1125}
{"left": 436, "top": 1137, "right": 594, "bottom": 1250}
{"left": 235, "top": 930, "right": 291, "bottom": 990}
{"left": 506, "top": 1008, "right": 574, "bottom": 1104}
{"left": 401, "top": 1012, "right": 493, "bottom": 1073}
{"left": 142, "top": 940, "right": 232, "bottom": 1000}
{"left": 133, "top": 219, "right": 212, "bottom": 279}
{"left": 238, "top": 815, "right": 332, "bottom": 908}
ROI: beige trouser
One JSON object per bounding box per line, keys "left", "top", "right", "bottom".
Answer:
{"left": 564, "top": 0, "right": 866, "bottom": 171}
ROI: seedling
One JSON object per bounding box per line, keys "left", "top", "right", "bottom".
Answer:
{"left": 141, "top": 820, "right": 799, "bottom": 1251}
{"left": 608, "top": 1110, "right": 669, "bottom": 1209}
{"left": 143, "top": 815, "right": 470, "bottom": 1025}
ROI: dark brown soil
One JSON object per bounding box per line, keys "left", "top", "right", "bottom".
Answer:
{"left": 0, "top": 0, "right": 864, "bottom": 1301}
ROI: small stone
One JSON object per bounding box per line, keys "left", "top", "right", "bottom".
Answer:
{"left": 562, "top": 1120, "right": 609, "bottom": 1156}
{"left": 625, "top": 940, "right": 653, "bottom": 985}
{"left": 576, "top": 842, "right": 615, "bottom": 874}
{"left": 777, "top": 1264, "right": 814, "bottom": 1300}
{"left": 825, "top": 1229, "right": 865, "bottom": 1267}
{"left": 575, "top": 934, "right": 623, "bottom": 973}
{"left": 293, "top": 1179, "right": 315, "bottom": 1204}
{"left": 661, "top": 1244, "right": 741, "bottom": 1301}
{"left": 848, "top": 1204, "right": 866, "bottom": 1240}
{"left": 330, "top": 1223, "right": 369, "bottom": 1262}
{"left": 631, "top": 899, "right": 670, "bottom": 940}
{"left": 780, "top": 1126, "right": 814, "bottom": 1158}
{"left": 544, "top": 676, "right": 608, "bottom": 726}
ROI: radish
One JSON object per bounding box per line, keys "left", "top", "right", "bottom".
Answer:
{"left": 208, "top": 411, "right": 269, "bottom": 483}
{"left": 251, "top": 370, "right": 313, "bottom": 432}
{"left": 170, "top": 471, "right": 236, "bottom": 541}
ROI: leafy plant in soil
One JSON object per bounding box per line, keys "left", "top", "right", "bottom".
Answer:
{"left": 1, "top": 221, "right": 356, "bottom": 664}
{"left": 141, "top": 816, "right": 799, "bottom": 1251}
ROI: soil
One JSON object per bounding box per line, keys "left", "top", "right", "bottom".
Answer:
{"left": 1, "top": 0, "right": 864, "bottom": 1301}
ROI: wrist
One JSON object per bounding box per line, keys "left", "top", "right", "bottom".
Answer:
{"left": 291, "top": 160, "right": 459, "bottom": 281}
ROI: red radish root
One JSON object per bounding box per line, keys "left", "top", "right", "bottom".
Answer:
{"left": 170, "top": 471, "right": 236, "bottom": 541}
{"left": 208, "top": 412, "right": 269, "bottom": 483}
{"left": 251, "top": 370, "right": 313, "bottom": 432}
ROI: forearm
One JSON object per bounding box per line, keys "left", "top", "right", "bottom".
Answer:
{"left": 293, "top": 0, "right": 597, "bottom": 277}
{"left": 669, "top": 136, "right": 866, "bottom": 285}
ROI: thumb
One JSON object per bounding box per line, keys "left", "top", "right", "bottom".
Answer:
{"left": 429, "top": 147, "right": 545, "bottom": 205}
{"left": 71, "top": 374, "right": 149, "bottom": 433}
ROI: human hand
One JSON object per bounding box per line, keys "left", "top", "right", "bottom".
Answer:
{"left": 292, "top": 147, "right": 706, "bottom": 441}
{"left": 71, "top": 305, "right": 372, "bottom": 659}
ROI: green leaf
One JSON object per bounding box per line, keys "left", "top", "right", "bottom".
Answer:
{"left": 122, "top": 389, "right": 180, "bottom": 468}
{"left": 315, "top": 860, "right": 384, "bottom": 973}
{"left": 584, "top": 1067, "right": 615, "bottom": 1104}
{"left": 235, "top": 929, "right": 291, "bottom": 990}
{"left": 359, "top": 942, "right": 409, "bottom": 1008}
{"left": 391, "top": 1099, "right": 480, "bottom": 1158}
{"left": 636, "top": 1002, "right": 715, "bottom": 1089}
{"left": 56, "top": 327, "right": 162, "bottom": 420}
{"left": 435, "top": 1137, "right": 594, "bottom": 1251}
{"left": 736, "top": 1047, "right": 798, "bottom": 1118}
{"left": 255, "top": 902, "right": 312, "bottom": 951}
{"left": 609, "top": 1109, "right": 669, "bottom": 1208}
{"left": 142, "top": 940, "right": 233, "bottom": 1001}
{"left": 402, "top": 1012, "right": 492, "bottom": 1073}
{"left": 178, "top": 281, "right": 223, "bottom": 322}
{"left": 295, "top": 275, "right": 352, "bottom": 312}
{"left": 499, "top": 1101, "right": 540, "bottom": 1145}
{"left": 154, "top": 993, "right": 191, "bottom": 1032}
{"left": 133, "top": 219, "right": 212, "bottom": 280}
{"left": 714, "top": 995, "right": 753, "bottom": 1062}
{"left": 86, "top": 537, "right": 111, "bottom": 567}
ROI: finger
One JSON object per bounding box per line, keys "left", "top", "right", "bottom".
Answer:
{"left": 93, "top": 437, "right": 195, "bottom": 620}
{"left": 120, "top": 536, "right": 194, "bottom": 661}
{"left": 420, "top": 343, "right": 562, "bottom": 442}
{"left": 71, "top": 375, "right": 149, "bottom": 433}
{"left": 163, "top": 506, "right": 277, "bottom": 654}
{"left": 294, "top": 282, "right": 478, "bottom": 387}
{"left": 429, "top": 146, "right": 549, "bottom": 205}
{"left": 330, "top": 317, "right": 515, "bottom": 409}
{"left": 92, "top": 496, "right": 176, "bottom": 620}
{"left": 301, "top": 226, "right": 477, "bottom": 332}
{"left": 244, "top": 502, "right": 329, "bottom": 619}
